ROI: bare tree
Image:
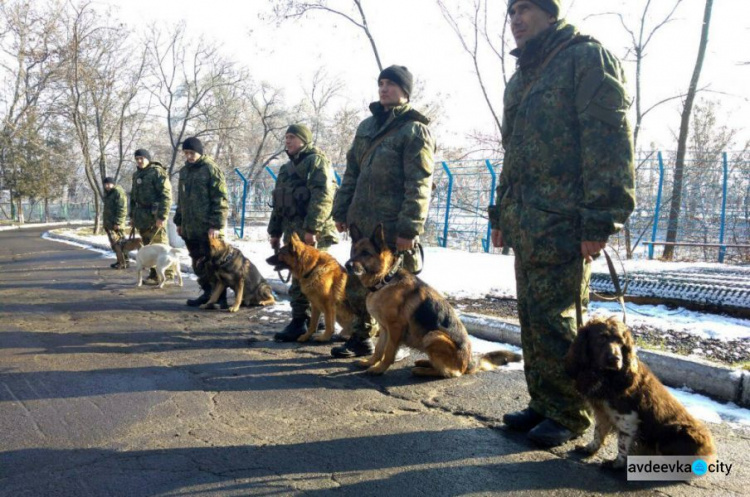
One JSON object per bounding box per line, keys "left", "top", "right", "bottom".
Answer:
{"left": 145, "top": 22, "right": 245, "bottom": 175}
{"left": 662, "top": 0, "right": 714, "bottom": 260}
{"left": 246, "top": 82, "right": 289, "bottom": 179}
{"left": 303, "top": 68, "right": 344, "bottom": 142}
{"left": 61, "top": 1, "right": 147, "bottom": 233}
{"left": 268, "top": 0, "right": 383, "bottom": 71}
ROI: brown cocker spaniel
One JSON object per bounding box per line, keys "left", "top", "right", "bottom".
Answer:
{"left": 565, "top": 317, "right": 716, "bottom": 469}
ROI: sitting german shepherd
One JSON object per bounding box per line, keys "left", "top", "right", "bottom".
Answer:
{"left": 346, "top": 223, "right": 521, "bottom": 377}
{"left": 201, "top": 237, "right": 275, "bottom": 312}
{"left": 265, "top": 232, "right": 355, "bottom": 343}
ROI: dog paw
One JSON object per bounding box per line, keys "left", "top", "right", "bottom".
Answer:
{"left": 355, "top": 359, "right": 371, "bottom": 368}
{"left": 297, "top": 335, "right": 311, "bottom": 343}
{"left": 228, "top": 307, "right": 240, "bottom": 313}
{"left": 366, "top": 366, "right": 387, "bottom": 375}
{"left": 313, "top": 336, "right": 329, "bottom": 343}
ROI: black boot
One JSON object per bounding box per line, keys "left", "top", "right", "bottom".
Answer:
{"left": 331, "top": 335, "right": 375, "bottom": 358}
{"left": 274, "top": 317, "right": 309, "bottom": 342}
{"left": 187, "top": 283, "right": 211, "bottom": 307}
{"left": 503, "top": 408, "right": 545, "bottom": 432}
{"left": 527, "top": 419, "right": 579, "bottom": 447}
{"left": 143, "top": 267, "right": 159, "bottom": 285}
{"left": 216, "top": 288, "right": 229, "bottom": 310}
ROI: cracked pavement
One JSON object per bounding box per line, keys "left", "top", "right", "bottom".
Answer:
{"left": 0, "top": 228, "right": 748, "bottom": 496}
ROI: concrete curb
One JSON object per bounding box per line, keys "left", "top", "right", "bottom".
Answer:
{"left": 44, "top": 229, "right": 750, "bottom": 409}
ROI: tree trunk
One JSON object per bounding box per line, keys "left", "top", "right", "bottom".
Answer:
{"left": 662, "top": 0, "right": 713, "bottom": 260}
{"left": 16, "top": 197, "right": 24, "bottom": 225}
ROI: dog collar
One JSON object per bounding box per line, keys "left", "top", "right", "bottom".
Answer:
{"left": 367, "top": 254, "right": 403, "bottom": 292}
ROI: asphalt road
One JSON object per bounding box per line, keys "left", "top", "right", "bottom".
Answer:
{"left": 0, "top": 227, "right": 747, "bottom": 496}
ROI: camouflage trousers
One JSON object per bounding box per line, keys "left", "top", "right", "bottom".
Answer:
{"left": 184, "top": 236, "right": 212, "bottom": 290}
{"left": 348, "top": 246, "right": 422, "bottom": 340}
{"left": 289, "top": 238, "right": 333, "bottom": 320}
{"left": 515, "top": 255, "right": 593, "bottom": 434}
{"left": 139, "top": 225, "right": 173, "bottom": 278}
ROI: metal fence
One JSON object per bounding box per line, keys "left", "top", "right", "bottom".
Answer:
{"left": 226, "top": 151, "right": 750, "bottom": 264}
{"left": 0, "top": 201, "right": 96, "bottom": 224}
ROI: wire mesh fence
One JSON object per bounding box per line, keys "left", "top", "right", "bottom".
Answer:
{"left": 224, "top": 151, "right": 750, "bottom": 264}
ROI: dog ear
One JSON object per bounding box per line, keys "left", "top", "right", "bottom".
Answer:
{"left": 349, "top": 223, "right": 363, "bottom": 242}
{"left": 564, "top": 325, "right": 590, "bottom": 378}
{"left": 371, "top": 223, "right": 387, "bottom": 252}
{"left": 616, "top": 319, "right": 639, "bottom": 376}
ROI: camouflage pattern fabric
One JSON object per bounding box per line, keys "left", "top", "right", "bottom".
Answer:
{"left": 333, "top": 101, "right": 436, "bottom": 246}
{"left": 268, "top": 144, "right": 338, "bottom": 244}
{"left": 334, "top": 101, "right": 436, "bottom": 340}
{"left": 130, "top": 161, "right": 172, "bottom": 236}
{"left": 103, "top": 184, "right": 127, "bottom": 231}
{"left": 173, "top": 155, "right": 229, "bottom": 241}
{"left": 516, "top": 256, "right": 593, "bottom": 433}
{"left": 489, "top": 21, "right": 635, "bottom": 433}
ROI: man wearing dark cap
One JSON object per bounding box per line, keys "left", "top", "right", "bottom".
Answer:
{"left": 130, "top": 148, "right": 173, "bottom": 283}
{"left": 268, "top": 123, "right": 338, "bottom": 341}
{"left": 102, "top": 176, "right": 128, "bottom": 268}
{"left": 173, "top": 136, "right": 230, "bottom": 307}
{"left": 331, "top": 65, "right": 436, "bottom": 359}
{"left": 489, "top": 0, "right": 635, "bottom": 446}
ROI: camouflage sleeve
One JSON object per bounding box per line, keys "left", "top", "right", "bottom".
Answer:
{"left": 267, "top": 166, "right": 286, "bottom": 237}
{"left": 492, "top": 75, "right": 521, "bottom": 231}
{"left": 332, "top": 139, "right": 360, "bottom": 224}
{"left": 156, "top": 168, "right": 172, "bottom": 221}
{"left": 304, "top": 154, "right": 336, "bottom": 234}
{"left": 173, "top": 173, "right": 183, "bottom": 227}
{"left": 208, "top": 165, "right": 229, "bottom": 230}
{"left": 575, "top": 45, "right": 636, "bottom": 241}
{"left": 397, "top": 124, "right": 435, "bottom": 239}
{"left": 129, "top": 175, "right": 135, "bottom": 219}
{"left": 115, "top": 188, "right": 127, "bottom": 226}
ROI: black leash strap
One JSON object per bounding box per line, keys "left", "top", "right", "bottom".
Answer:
{"left": 575, "top": 247, "right": 628, "bottom": 328}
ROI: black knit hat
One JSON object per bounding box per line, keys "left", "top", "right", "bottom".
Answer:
{"left": 182, "top": 136, "right": 204, "bottom": 155}
{"left": 133, "top": 148, "right": 151, "bottom": 160}
{"left": 285, "top": 124, "right": 312, "bottom": 144}
{"left": 103, "top": 176, "right": 115, "bottom": 185}
{"left": 378, "top": 65, "right": 414, "bottom": 99}
{"left": 507, "top": 0, "right": 561, "bottom": 18}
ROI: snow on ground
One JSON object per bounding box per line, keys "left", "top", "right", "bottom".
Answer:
{"left": 42, "top": 224, "right": 750, "bottom": 427}
{"left": 0, "top": 220, "right": 91, "bottom": 231}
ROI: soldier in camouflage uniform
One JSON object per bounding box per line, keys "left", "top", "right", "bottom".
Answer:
{"left": 332, "top": 65, "right": 436, "bottom": 358}
{"left": 173, "top": 136, "right": 230, "bottom": 308}
{"left": 489, "top": 0, "right": 635, "bottom": 447}
{"left": 269, "top": 124, "right": 339, "bottom": 341}
{"left": 130, "top": 149, "right": 173, "bottom": 282}
{"left": 102, "top": 176, "right": 128, "bottom": 268}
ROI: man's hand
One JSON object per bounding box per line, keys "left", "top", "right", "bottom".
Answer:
{"left": 491, "top": 229, "right": 504, "bottom": 248}
{"left": 396, "top": 236, "right": 415, "bottom": 252}
{"left": 155, "top": 219, "right": 164, "bottom": 228}
{"left": 581, "top": 240, "right": 607, "bottom": 263}
{"left": 335, "top": 222, "right": 348, "bottom": 233}
{"left": 208, "top": 228, "right": 219, "bottom": 239}
{"left": 304, "top": 232, "right": 317, "bottom": 246}
{"left": 270, "top": 236, "right": 280, "bottom": 250}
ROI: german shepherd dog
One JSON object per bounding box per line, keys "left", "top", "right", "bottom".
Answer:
{"left": 265, "top": 232, "right": 355, "bottom": 343}
{"left": 346, "top": 223, "right": 521, "bottom": 376}
{"left": 201, "top": 237, "right": 275, "bottom": 312}
{"left": 113, "top": 237, "right": 143, "bottom": 269}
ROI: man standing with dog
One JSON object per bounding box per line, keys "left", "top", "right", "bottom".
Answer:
{"left": 173, "top": 136, "right": 230, "bottom": 308}
{"left": 102, "top": 176, "right": 128, "bottom": 269}
{"left": 269, "top": 124, "right": 339, "bottom": 342}
{"left": 331, "top": 65, "right": 436, "bottom": 358}
{"left": 130, "top": 149, "right": 173, "bottom": 283}
{"left": 489, "top": 0, "right": 635, "bottom": 446}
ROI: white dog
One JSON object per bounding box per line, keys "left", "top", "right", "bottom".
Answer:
{"left": 135, "top": 243, "right": 183, "bottom": 288}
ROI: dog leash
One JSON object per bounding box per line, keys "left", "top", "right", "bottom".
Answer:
{"left": 274, "top": 248, "right": 292, "bottom": 284}
{"left": 575, "top": 247, "right": 628, "bottom": 328}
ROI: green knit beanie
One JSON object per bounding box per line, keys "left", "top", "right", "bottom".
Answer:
{"left": 286, "top": 124, "right": 312, "bottom": 144}
{"left": 507, "top": 0, "right": 561, "bottom": 18}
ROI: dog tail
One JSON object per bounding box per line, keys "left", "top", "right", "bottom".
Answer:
{"left": 466, "top": 350, "right": 522, "bottom": 374}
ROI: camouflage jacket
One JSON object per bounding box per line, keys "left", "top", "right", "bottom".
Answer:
{"left": 103, "top": 184, "right": 127, "bottom": 230}
{"left": 130, "top": 161, "right": 172, "bottom": 231}
{"left": 490, "top": 21, "right": 635, "bottom": 266}
{"left": 173, "top": 155, "right": 228, "bottom": 240}
{"left": 333, "top": 102, "right": 436, "bottom": 246}
{"left": 268, "top": 144, "right": 338, "bottom": 243}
